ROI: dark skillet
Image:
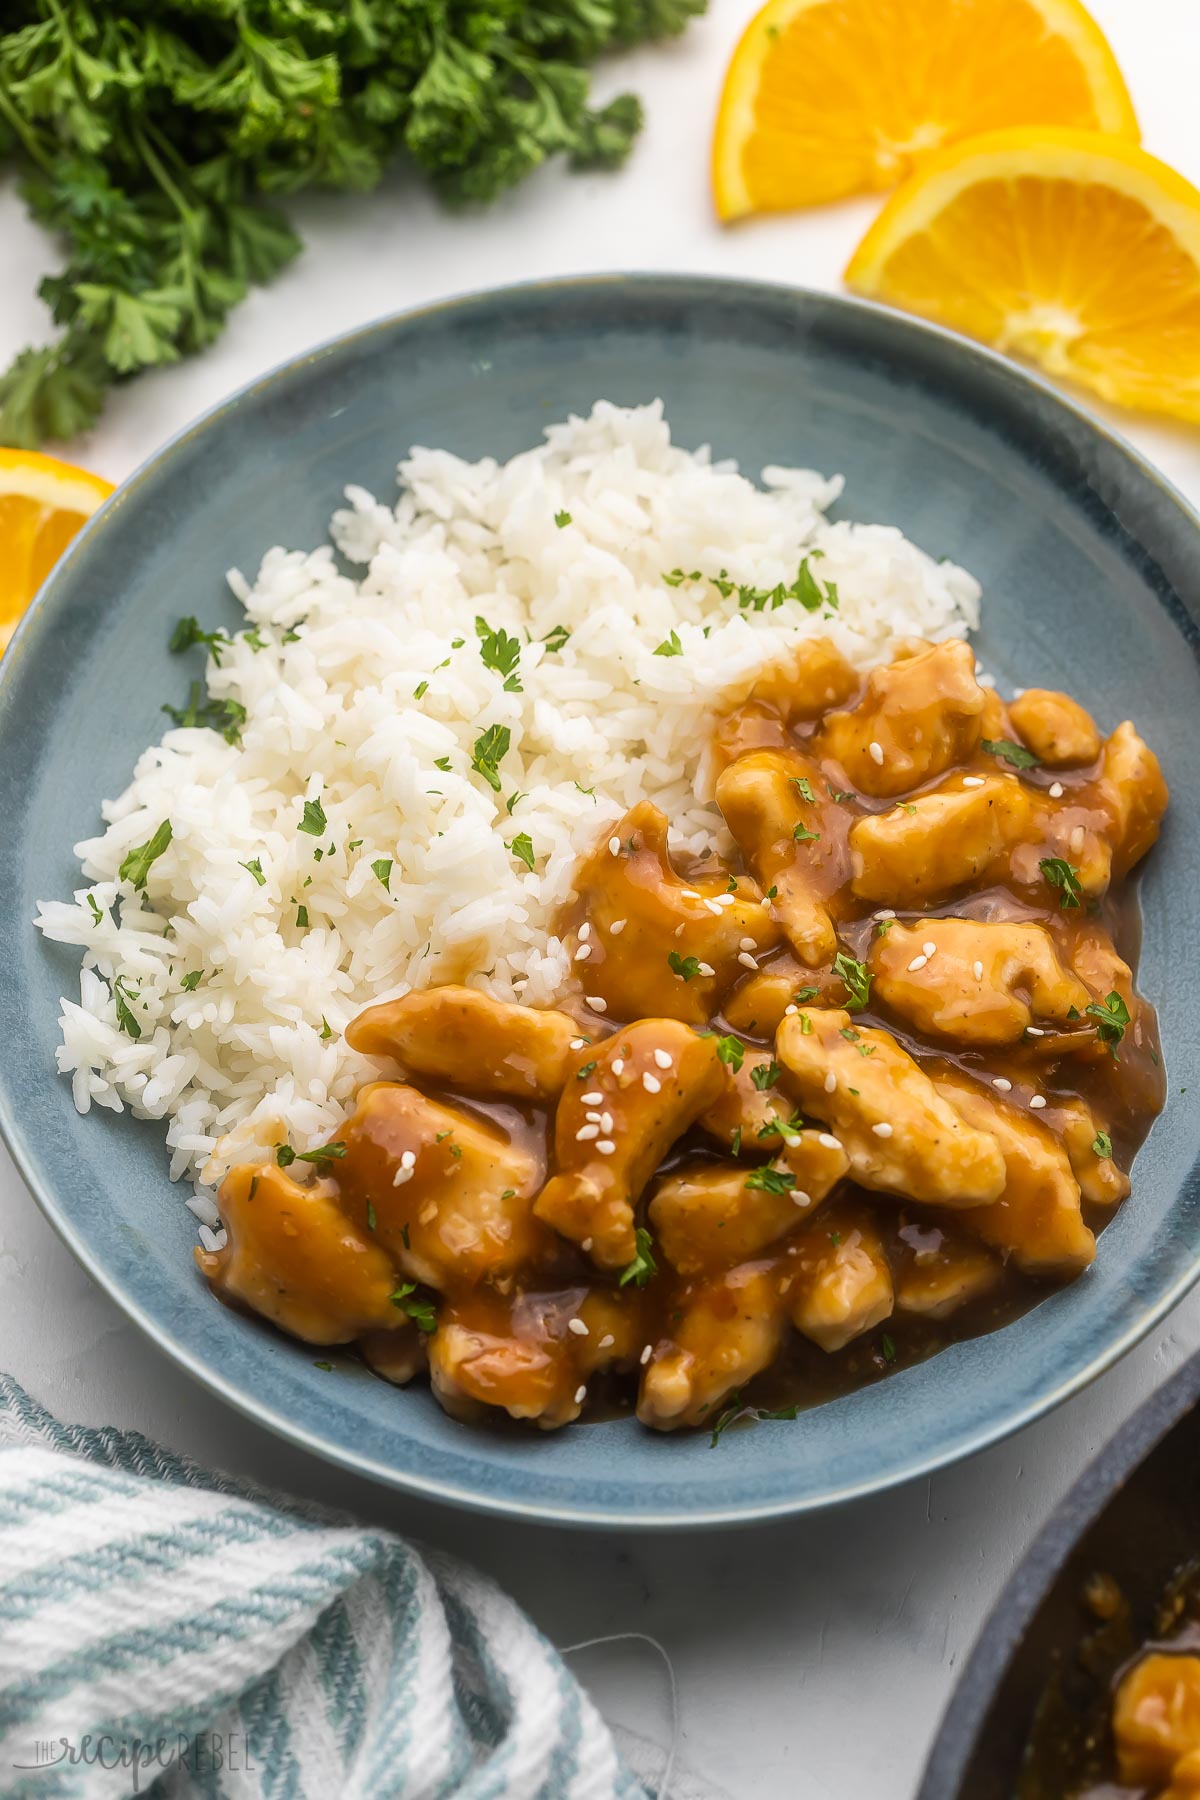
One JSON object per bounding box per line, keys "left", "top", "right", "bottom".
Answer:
{"left": 918, "top": 1348, "right": 1200, "bottom": 1800}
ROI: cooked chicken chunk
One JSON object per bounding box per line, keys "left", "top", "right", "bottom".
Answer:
{"left": 571, "top": 801, "right": 779, "bottom": 1026}
{"left": 345, "top": 987, "right": 578, "bottom": 1100}
{"left": 651, "top": 1131, "right": 848, "bottom": 1275}
{"left": 776, "top": 1009, "right": 1006, "bottom": 1207}
{"left": 637, "top": 1262, "right": 787, "bottom": 1430}
{"left": 199, "top": 1163, "right": 401, "bottom": 1345}
{"left": 1099, "top": 720, "right": 1169, "bottom": 880}
{"left": 700, "top": 1047, "right": 798, "bottom": 1150}
{"left": 722, "top": 961, "right": 828, "bottom": 1037}
{"left": 429, "top": 1288, "right": 643, "bottom": 1429}
{"left": 716, "top": 749, "right": 853, "bottom": 965}
{"left": 718, "top": 635, "right": 861, "bottom": 725}
{"left": 817, "top": 638, "right": 985, "bottom": 797}
{"left": 1055, "top": 1097, "right": 1131, "bottom": 1206}
{"left": 789, "top": 1208, "right": 894, "bottom": 1351}
{"left": 869, "top": 918, "right": 1091, "bottom": 1047}
{"left": 1007, "top": 688, "right": 1101, "bottom": 767}
{"left": 1113, "top": 1654, "right": 1200, "bottom": 1789}
{"left": 892, "top": 1229, "right": 1001, "bottom": 1319}
{"left": 336, "top": 1082, "right": 547, "bottom": 1289}
{"left": 360, "top": 1324, "right": 427, "bottom": 1385}
{"left": 934, "top": 1072, "right": 1095, "bottom": 1275}
{"left": 849, "top": 775, "right": 1033, "bottom": 906}
{"left": 535, "top": 1021, "right": 723, "bottom": 1269}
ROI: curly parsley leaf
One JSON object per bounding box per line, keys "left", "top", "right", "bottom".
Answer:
{"left": 371, "top": 858, "right": 393, "bottom": 892}
{"left": 715, "top": 1034, "right": 745, "bottom": 1072}
{"left": 1040, "top": 857, "right": 1082, "bottom": 909}
{"left": 507, "top": 832, "right": 535, "bottom": 871}
{"left": 112, "top": 975, "right": 141, "bottom": 1039}
{"left": 619, "top": 1227, "right": 658, "bottom": 1289}
{"left": 471, "top": 724, "right": 511, "bottom": 792}
{"left": 1086, "top": 990, "right": 1131, "bottom": 1054}
{"left": 982, "top": 738, "right": 1042, "bottom": 770}
{"left": 391, "top": 1283, "right": 437, "bottom": 1333}
{"left": 1092, "top": 1128, "right": 1113, "bottom": 1159}
{"left": 118, "top": 820, "right": 172, "bottom": 891}
{"left": 299, "top": 796, "right": 327, "bottom": 837}
{"left": 653, "top": 629, "right": 683, "bottom": 657}
{"left": 744, "top": 1165, "right": 794, "bottom": 1195}
{"left": 832, "top": 952, "right": 872, "bottom": 1013}
{"left": 668, "top": 951, "right": 700, "bottom": 982}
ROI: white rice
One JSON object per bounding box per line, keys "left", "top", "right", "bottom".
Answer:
{"left": 35, "top": 400, "right": 980, "bottom": 1226}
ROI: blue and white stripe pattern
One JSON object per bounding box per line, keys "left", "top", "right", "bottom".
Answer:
{"left": 0, "top": 1379, "right": 662, "bottom": 1800}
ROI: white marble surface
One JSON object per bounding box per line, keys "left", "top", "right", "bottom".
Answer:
{"left": 3, "top": 3, "right": 1200, "bottom": 1792}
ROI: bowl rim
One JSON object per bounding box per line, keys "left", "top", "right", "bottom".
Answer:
{"left": 3, "top": 271, "right": 1200, "bottom": 1527}
{"left": 915, "top": 1346, "right": 1200, "bottom": 1798}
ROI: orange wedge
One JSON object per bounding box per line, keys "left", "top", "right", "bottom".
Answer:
{"left": 0, "top": 449, "right": 113, "bottom": 653}
{"left": 845, "top": 128, "right": 1200, "bottom": 423}
{"left": 713, "top": 0, "right": 1138, "bottom": 221}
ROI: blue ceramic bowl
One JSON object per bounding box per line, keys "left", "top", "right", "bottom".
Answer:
{"left": 2, "top": 277, "right": 1198, "bottom": 1528}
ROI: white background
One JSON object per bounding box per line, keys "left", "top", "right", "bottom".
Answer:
{"left": 3, "top": 2, "right": 1200, "bottom": 1793}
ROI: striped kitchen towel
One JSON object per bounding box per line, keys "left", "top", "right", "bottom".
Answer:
{"left": 0, "top": 1378, "right": 709, "bottom": 1800}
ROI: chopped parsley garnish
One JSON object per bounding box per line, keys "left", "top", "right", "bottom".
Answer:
{"left": 276, "top": 1141, "right": 346, "bottom": 1170}
{"left": 119, "top": 819, "right": 173, "bottom": 891}
{"left": 744, "top": 1165, "right": 794, "bottom": 1195}
{"left": 391, "top": 1283, "right": 437, "bottom": 1332}
{"left": 1040, "top": 857, "right": 1082, "bottom": 909}
{"left": 471, "top": 723, "right": 511, "bottom": 792}
{"left": 112, "top": 975, "right": 141, "bottom": 1039}
{"left": 506, "top": 791, "right": 524, "bottom": 814}
{"left": 296, "top": 904, "right": 309, "bottom": 927}
{"left": 243, "top": 626, "right": 268, "bottom": 652}
{"left": 298, "top": 795, "right": 327, "bottom": 837}
{"left": 161, "top": 683, "right": 246, "bottom": 744}
{"left": 982, "top": 737, "right": 1041, "bottom": 770}
{"left": 86, "top": 892, "right": 104, "bottom": 927}
{"left": 757, "top": 1110, "right": 805, "bottom": 1140}
{"left": 475, "top": 614, "right": 523, "bottom": 687}
{"left": 320, "top": 1016, "right": 333, "bottom": 1041}
{"left": 364, "top": 859, "right": 390, "bottom": 895}
{"left": 793, "top": 986, "right": 820, "bottom": 1004}
{"left": 169, "top": 616, "right": 232, "bottom": 664}
{"left": 764, "top": 885, "right": 778, "bottom": 901}
{"left": 709, "top": 1393, "right": 798, "bottom": 1447}
{"left": 619, "top": 1227, "right": 658, "bottom": 1289}
{"left": 313, "top": 1361, "right": 334, "bottom": 1372}
{"left": 542, "top": 624, "right": 571, "bottom": 653}
{"left": 366, "top": 1201, "right": 377, "bottom": 1231}
{"left": 833, "top": 952, "right": 872, "bottom": 1012}
{"left": 797, "top": 1012, "right": 813, "bottom": 1035}
{"left": 1086, "top": 990, "right": 1130, "bottom": 1054}
{"left": 662, "top": 568, "right": 700, "bottom": 588}
{"left": 874, "top": 918, "right": 895, "bottom": 936}
{"left": 575, "top": 1060, "right": 597, "bottom": 1079}
{"left": 1092, "top": 1128, "right": 1113, "bottom": 1159}
{"left": 180, "top": 970, "right": 202, "bottom": 991}
{"left": 653, "top": 629, "right": 684, "bottom": 657}
{"left": 750, "top": 1060, "right": 781, "bottom": 1091}
{"left": 880, "top": 1334, "right": 897, "bottom": 1365}
{"left": 433, "top": 756, "right": 452, "bottom": 772}
{"left": 668, "top": 951, "right": 701, "bottom": 982}
{"left": 828, "top": 787, "right": 855, "bottom": 803}
{"left": 715, "top": 1035, "right": 745, "bottom": 1072}
{"left": 791, "top": 777, "right": 815, "bottom": 803}
{"left": 730, "top": 1126, "right": 742, "bottom": 1156}
{"left": 554, "top": 510, "right": 572, "bottom": 529}
{"left": 240, "top": 857, "right": 266, "bottom": 886}
{"left": 792, "top": 821, "right": 820, "bottom": 842}
{"left": 507, "top": 833, "right": 536, "bottom": 871}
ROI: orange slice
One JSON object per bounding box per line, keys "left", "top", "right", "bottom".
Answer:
{"left": 712, "top": 0, "right": 1138, "bottom": 221}
{"left": 845, "top": 128, "right": 1200, "bottom": 423}
{"left": 0, "top": 449, "right": 113, "bottom": 653}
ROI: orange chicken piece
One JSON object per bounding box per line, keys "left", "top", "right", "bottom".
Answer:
{"left": 869, "top": 917, "right": 1091, "bottom": 1048}
{"left": 1113, "top": 1654, "right": 1200, "bottom": 1789}
{"left": 817, "top": 638, "right": 985, "bottom": 797}
{"left": 637, "top": 1262, "right": 788, "bottom": 1430}
{"left": 651, "top": 1132, "right": 848, "bottom": 1275}
{"left": 789, "top": 1206, "right": 894, "bottom": 1351}
{"left": 1008, "top": 688, "right": 1101, "bottom": 768}
{"left": 849, "top": 774, "right": 1033, "bottom": 906}
{"left": 346, "top": 986, "right": 578, "bottom": 1100}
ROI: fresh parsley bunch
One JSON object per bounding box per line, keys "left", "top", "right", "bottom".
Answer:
{"left": 0, "top": 0, "right": 704, "bottom": 447}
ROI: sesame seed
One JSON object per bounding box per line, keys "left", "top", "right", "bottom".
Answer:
{"left": 874, "top": 908, "right": 896, "bottom": 920}
{"left": 587, "top": 996, "right": 607, "bottom": 1013}
{"left": 568, "top": 1317, "right": 589, "bottom": 1336}
{"left": 578, "top": 922, "right": 591, "bottom": 940}
{"left": 570, "top": 1037, "right": 587, "bottom": 1050}
{"left": 962, "top": 775, "right": 985, "bottom": 788}
{"left": 640, "top": 1344, "right": 652, "bottom": 1366}
{"left": 1026, "top": 1026, "right": 1045, "bottom": 1038}
{"left": 585, "top": 1110, "right": 602, "bottom": 1123}
{"left": 993, "top": 1077, "right": 1012, "bottom": 1091}
{"left": 922, "top": 941, "right": 937, "bottom": 958}
{"left": 697, "top": 961, "right": 716, "bottom": 978}
{"left": 401, "top": 1150, "right": 416, "bottom": 1169}
{"left": 611, "top": 1059, "right": 625, "bottom": 1076}
{"left": 419, "top": 1200, "right": 437, "bottom": 1224}
{"left": 1030, "top": 1094, "right": 1047, "bottom": 1109}
{"left": 653, "top": 1049, "right": 673, "bottom": 1070}
{"left": 681, "top": 889, "right": 701, "bottom": 900}
{"left": 738, "top": 952, "right": 758, "bottom": 970}
{"left": 574, "top": 943, "right": 592, "bottom": 961}
{"left": 872, "top": 1122, "right": 893, "bottom": 1138}
{"left": 715, "top": 893, "right": 736, "bottom": 907}
{"left": 643, "top": 1072, "right": 661, "bottom": 1094}
{"left": 609, "top": 919, "right": 626, "bottom": 935}
{"left": 973, "top": 960, "right": 984, "bottom": 981}
{"left": 818, "top": 1133, "right": 841, "bottom": 1152}
{"left": 580, "top": 1091, "right": 603, "bottom": 1104}
{"left": 1049, "top": 781, "right": 1064, "bottom": 799}
{"left": 608, "top": 837, "right": 621, "bottom": 856}
{"left": 907, "top": 954, "right": 928, "bottom": 972}
{"left": 824, "top": 1071, "right": 837, "bottom": 1093}
{"left": 600, "top": 1111, "right": 614, "bottom": 1134}
{"left": 582, "top": 1237, "right": 593, "bottom": 1251}
{"left": 761, "top": 895, "right": 773, "bottom": 909}
{"left": 704, "top": 897, "right": 723, "bottom": 916}
{"left": 784, "top": 1003, "right": 798, "bottom": 1016}
{"left": 576, "top": 1124, "right": 600, "bottom": 1141}
{"left": 792, "top": 1189, "right": 812, "bottom": 1207}
{"left": 1012, "top": 686, "right": 1026, "bottom": 699}
{"left": 596, "top": 1139, "right": 616, "bottom": 1155}
{"left": 784, "top": 1135, "right": 801, "bottom": 1148}
{"left": 393, "top": 1166, "right": 413, "bottom": 1187}
{"left": 868, "top": 741, "right": 884, "bottom": 765}
{"left": 740, "top": 936, "right": 757, "bottom": 951}
{"left": 1070, "top": 826, "right": 1085, "bottom": 853}
{"left": 574, "top": 1385, "right": 587, "bottom": 1405}
{"left": 598, "top": 1333, "right": 614, "bottom": 1349}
